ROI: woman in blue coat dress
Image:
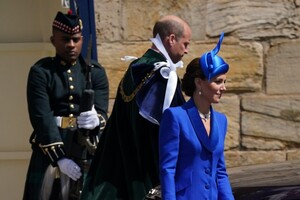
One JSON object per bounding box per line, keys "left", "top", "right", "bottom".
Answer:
{"left": 159, "top": 32, "right": 235, "bottom": 200}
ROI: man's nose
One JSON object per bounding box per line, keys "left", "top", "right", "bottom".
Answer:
{"left": 67, "top": 39, "right": 75, "bottom": 46}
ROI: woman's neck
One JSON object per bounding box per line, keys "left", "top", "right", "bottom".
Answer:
{"left": 193, "top": 94, "right": 210, "bottom": 114}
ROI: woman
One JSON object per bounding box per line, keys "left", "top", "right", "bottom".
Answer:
{"left": 159, "top": 32, "right": 234, "bottom": 200}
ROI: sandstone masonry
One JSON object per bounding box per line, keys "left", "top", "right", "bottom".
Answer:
{"left": 93, "top": 0, "right": 300, "bottom": 167}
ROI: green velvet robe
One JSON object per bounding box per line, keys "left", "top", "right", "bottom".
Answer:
{"left": 81, "top": 49, "right": 185, "bottom": 200}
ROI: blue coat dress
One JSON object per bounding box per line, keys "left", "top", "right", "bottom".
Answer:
{"left": 159, "top": 98, "right": 234, "bottom": 200}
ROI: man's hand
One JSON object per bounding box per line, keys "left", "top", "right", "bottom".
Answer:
{"left": 57, "top": 158, "right": 82, "bottom": 181}
{"left": 77, "top": 106, "right": 99, "bottom": 130}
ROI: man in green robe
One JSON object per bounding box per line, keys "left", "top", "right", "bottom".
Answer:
{"left": 81, "top": 15, "right": 192, "bottom": 200}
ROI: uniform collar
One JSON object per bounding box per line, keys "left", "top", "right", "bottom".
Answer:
{"left": 55, "top": 55, "right": 77, "bottom": 67}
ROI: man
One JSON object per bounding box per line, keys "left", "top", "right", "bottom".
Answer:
{"left": 23, "top": 10, "right": 109, "bottom": 200}
{"left": 81, "top": 15, "right": 192, "bottom": 200}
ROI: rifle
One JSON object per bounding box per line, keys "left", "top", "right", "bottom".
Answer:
{"left": 77, "top": 35, "right": 99, "bottom": 156}
{"left": 69, "top": 35, "right": 98, "bottom": 200}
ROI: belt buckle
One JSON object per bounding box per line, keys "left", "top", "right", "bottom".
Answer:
{"left": 61, "top": 117, "right": 76, "bottom": 129}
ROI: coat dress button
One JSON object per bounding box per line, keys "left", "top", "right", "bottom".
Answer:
{"left": 205, "top": 184, "right": 210, "bottom": 189}
{"left": 205, "top": 168, "right": 211, "bottom": 174}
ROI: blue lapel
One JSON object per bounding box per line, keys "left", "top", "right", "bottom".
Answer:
{"left": 185, "top": 98, "right": 220, "bottom": 152}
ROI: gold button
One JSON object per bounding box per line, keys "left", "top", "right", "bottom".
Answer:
{"left": 67, "top": 69, "right": 71, "bottom": 74}
{"left": 70, "top": 104, "right": 74, "bottom": 109}
{"left": 69, "top": 114, "right": 73, "bottom": 117}
{"left": 69, "top": 77, "right": 73, "bottom": 81}
{"left": 69, "top": 95, "right": 73, "bottom": 100}
{"left": 70, "top": 85, "right": 74, "bottom": 90}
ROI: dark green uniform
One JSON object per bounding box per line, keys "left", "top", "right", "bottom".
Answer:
{"left": 81, "top": 49, "right": 185, "bottom": 200}
{"left": 23, "top": 56, "right": 109, "bottom": 200}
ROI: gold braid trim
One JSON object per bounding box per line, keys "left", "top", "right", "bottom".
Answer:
{"left": 119, "top": 70, "right": 155, "bottom": 102}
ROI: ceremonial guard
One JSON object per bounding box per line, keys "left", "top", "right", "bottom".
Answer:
{"left": 23, "top": 10, "right": 109, "bottom": 200}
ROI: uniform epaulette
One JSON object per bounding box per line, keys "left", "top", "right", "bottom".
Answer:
{"left": 89, "top": 60, "right": 104, "bottom": 69}
{"left": 33, "top": 57, "right": 54, "bottom": 67}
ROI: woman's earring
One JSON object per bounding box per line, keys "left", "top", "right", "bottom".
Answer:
{"left": 199, "top": 90, "right": 202, "bottom": 96}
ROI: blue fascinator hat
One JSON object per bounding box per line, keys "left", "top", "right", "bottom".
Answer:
{"left": 199, "top": 32, "right": 229, "bottom": 81}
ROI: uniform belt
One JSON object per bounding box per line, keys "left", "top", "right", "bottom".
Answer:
{"left": 55, "top": 116, "right": 77, "bottom": 129}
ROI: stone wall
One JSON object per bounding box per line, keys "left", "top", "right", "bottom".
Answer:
{"left": 93, "top": 0, "right": 300, "bottom": 167}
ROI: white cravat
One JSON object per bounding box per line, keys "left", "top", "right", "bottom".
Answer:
{"left": 150, "top": 34, "right": 183, "bottom": 112}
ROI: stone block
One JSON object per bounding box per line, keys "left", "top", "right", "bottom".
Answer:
{"left": 214, "top": 95, "right": 240, "bottom": 149}
{"left": 287, "top": 149, "right": 300, "bottom": 160}
{"left": 94, "top": 0, "right": 122, "bottom": 42}
{"left": 206, "top": 0, "right": 299, "bottom": 39}
{"left": 225, "top": 150, "right": 286, "bottom": 168}
{"left": 98, "top": 42, "right": 150, "bottom": 98}
{"left": 242, "top": 112, "right": 300, "bottom": 144}
{"left": 122, "top": 0, "right": 206, "bottom": 41}
{"left": 266, "top": 41, "right": 300, "bottom": 94}
{"left": 242, "top": 94, "right": 300, "bottom": 121}
{"left": 242, "top": 135, "right": 285, "bottom": 150}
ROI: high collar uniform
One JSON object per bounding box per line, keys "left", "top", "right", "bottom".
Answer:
{"left": 23, "top": 56, "right": 108, "bottom": 200}
{"left": 159, "top": 98, "right": 234, "bottom": 200}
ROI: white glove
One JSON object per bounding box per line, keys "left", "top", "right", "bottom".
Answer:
{"left": 77, "top": 106, "right": 99, "bottom": 130}
{"left": 57, "top": 158, "right": 82, "bottom": 181}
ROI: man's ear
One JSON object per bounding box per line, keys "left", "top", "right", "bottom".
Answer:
{"left": 168, "top": 33, "right": 176, "bottom": 47}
